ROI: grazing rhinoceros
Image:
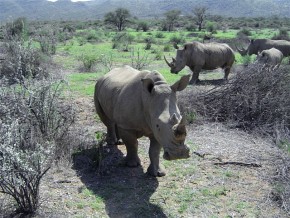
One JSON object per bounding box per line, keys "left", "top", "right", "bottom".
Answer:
{"left": 237, "top": 39, "right": 290, "bottom": 57}
{"left": 164, "top": 41, "right": 235, "bottom": 84}
{"left": 255, "top": 48, "right": 284, "bottom": 67}
{"left": 94, "top": 66, "right": 190, "bottom": 177}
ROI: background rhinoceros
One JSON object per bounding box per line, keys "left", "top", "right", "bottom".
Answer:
{"left": 237, "top": 39, "right": 290, "bottom": 57}
{"left": 164, "top": 41, "right": 235, "bottom": 84}
{"left": 255, "top": 48, "right": 284, "bottom": 67}
{"left": 94, "top": 65, "right": 190, "bottom": 177}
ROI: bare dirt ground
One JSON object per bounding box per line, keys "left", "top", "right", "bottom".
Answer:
{"left": 21, "top": 94, "right": 288, "bottom": 218}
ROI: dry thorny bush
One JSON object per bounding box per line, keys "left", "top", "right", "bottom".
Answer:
{"left": 178, "top": 62, "right": 290, "bottom": 213}
{"left": 180, "top": 63, "right": 290, "bottom": 143}
{"left": 0, "top": 77, "right": 75, "bottom": 215}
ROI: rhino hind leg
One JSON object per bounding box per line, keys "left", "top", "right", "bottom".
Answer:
{"left": 119, "top": 129, "right": 141, "bottom": 167}
{"left": 147, "top": 138, "right": 166, "bottom": 177}
{"left": 224, "top": 66, "right": 231, "bottom": 80}
{"left": 94, "top": 100, "right": 119, "bottom": 145}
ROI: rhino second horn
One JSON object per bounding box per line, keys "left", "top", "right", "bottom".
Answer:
{"left": 170, "top": 113, "right": 179, "bottom": 125}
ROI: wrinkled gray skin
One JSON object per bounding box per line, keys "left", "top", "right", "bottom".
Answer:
{"left": 94, "top": 66, "right": 190, "bottom": 177}
{"left": 237, "top": 39, "right": 290, "bottom": 57}
{"left": 164, "top": 41, "right": 235, "bottom": 84}
{"left": 255, "top": 48, "right": 284, "bottom": 67}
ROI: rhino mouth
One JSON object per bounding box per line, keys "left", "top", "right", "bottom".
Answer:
{"left": 170, "top": 69, "right": 178, "bottom": 74}
{"left": 163, "top": 151, "right": 172, "bottom": 160}
{"left": 163, "top": 147, "right": 190, "bottom": 161}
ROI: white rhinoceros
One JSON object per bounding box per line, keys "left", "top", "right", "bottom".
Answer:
{"left": 255, "top": 48, "right": 284, "bottom": 67}
{"left": 94, "top": 66, "right": 190, "bottom": 177}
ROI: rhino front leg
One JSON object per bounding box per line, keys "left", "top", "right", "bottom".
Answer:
{"left": 119, "top": 129, "right": 141, "bottom": 167}
{"left": 189, "top": 66, "right": 202, "bottom": 84}
{"left": 147, "top": 137, "right": 166, "bottom": 177}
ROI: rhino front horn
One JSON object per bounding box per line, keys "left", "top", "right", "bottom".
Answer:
{"left": 173, "top": 117, "right": 187, "bottom": 140}
{"left": 164, "top": 56, "right": 173, "bottom": 67}
{"left": 235, "top": 45, "right": 247, "bottom": 55}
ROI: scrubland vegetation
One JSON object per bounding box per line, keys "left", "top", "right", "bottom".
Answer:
{"left": 0, "top": 12, "right": 290, "bottom": 217}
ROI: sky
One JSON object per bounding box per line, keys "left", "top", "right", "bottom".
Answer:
{"left": 47, "top": 0, "right": 92, "bottom": 2}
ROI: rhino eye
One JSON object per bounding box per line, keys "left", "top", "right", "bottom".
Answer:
{"left": 156, "top": 124, "right": 160, "bottom": 131}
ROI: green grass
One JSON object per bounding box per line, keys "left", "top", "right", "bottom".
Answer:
{"left": 59, "top": 27, "right": 285, "bottom": 98}
{"left": 213, "top": 30, "right": 239, "bottom": 39}
{"left": 66, "top": 72, "right": 100, "bottom": 97}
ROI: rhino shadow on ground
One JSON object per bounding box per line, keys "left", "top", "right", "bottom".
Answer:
{"left": 73, "top": 144, "right": 167, "bottom": 218}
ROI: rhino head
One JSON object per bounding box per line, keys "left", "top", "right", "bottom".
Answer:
{"left": 141, "top": 73, "right": 190, "bottom": 160}
{"left": 236, "top": 39, "right": 257, "bottom": 56}
{"left": 164, "top": 43, "right": 188, "bottom": 74}
{"left": 256, "top": 51, "right": 268, "bottom": 63}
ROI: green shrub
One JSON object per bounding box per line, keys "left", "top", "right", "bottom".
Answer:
{"left": 163, "top": 44, "right": 171, "bottom": 52}
{"left": 237, "top": 28, "right": 252, "bottom": 37}
{"left": 272, "top": 28, "right": 290, "bottom": 40}
{"left": 137, "top": 21, "right": 149, "bottom": 32}
{"left": 205, "top": 21, "right": 218, "bottom": 33}
{"left": 78, "top": 54, "right": 98, "bottom": 72}
{"left": 144, "top": 36, "right": 155, "bottom": 50}
{"left": 169, "top": 34, "right": 185, "bottom": 44}
{"left": 112, "top": 32, "right": 135, "bottom": 51}
{"left": 155, "top": 32, "right": 165, "bottom": 38}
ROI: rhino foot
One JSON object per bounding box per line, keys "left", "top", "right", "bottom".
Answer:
{"left": 147, "top": 164, "right": 166, "bottom": 177}
{"left": 125, "top": 156, "right": 141, "bottom": 167}
{"left": 189, "top": 79, "right": 200, "bottom": 85}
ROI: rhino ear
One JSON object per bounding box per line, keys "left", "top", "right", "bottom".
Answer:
{"left": 171, "top": 74, "right": 190, "bottom": 92}
{"left": 141, "top": 78, "right": 154, "bottom": 93}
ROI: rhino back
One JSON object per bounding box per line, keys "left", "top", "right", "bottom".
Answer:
{"left": 256, "top": 39, "right": 290, "bottom": 56}
{"left": 95, "top": 66, "right": 156, "bottom": 132}
{"left": 202, "top": 43, "right": 235, "bottom": 69}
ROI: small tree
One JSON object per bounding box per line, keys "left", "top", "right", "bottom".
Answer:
{"left": 164, "top": 10, "right": 181, "bottom": 32}
{"left": 104, "top": 8, "right": 131, "bottom": 31}
{"left": 193, "top": 6, "right": 208, "bottom": 31}
{"left": 130, "top": 47, "right": 151, "bottom": 70}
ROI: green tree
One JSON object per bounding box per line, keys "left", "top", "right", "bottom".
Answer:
{"left": 193, "top": 6, "right": 208, "bottom": 31}
{"left": 104, "top": 8, "right": 131, "bottom": 31}
{"left": 164, "top": 10, "right": 181, "bottom": 32}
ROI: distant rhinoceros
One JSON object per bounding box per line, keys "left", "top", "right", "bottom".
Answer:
{"left": 255, "top": 48, "right": 284, "bottom": 67}
{"left": 164, "top": 41, "right": 235, "bottom": 84}
{"left": 237, "top": 39, "right": 290, "bottom": 57}
{"left": 94, "top": 66, "right": 190, "bottom": 177}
